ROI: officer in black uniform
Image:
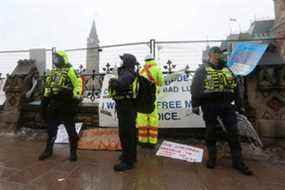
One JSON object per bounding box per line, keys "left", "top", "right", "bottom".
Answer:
{"left": 39, "top": 51, "right": 82, "bottom": 162}
{"left": 190, "top": 47, "right": 253, "bottom": 175}
{"left": 109, "top": 53, "right": 138, "bottom": 171}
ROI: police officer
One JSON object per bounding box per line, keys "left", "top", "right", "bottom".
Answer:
{"left": 136, "top": 55, "right": 164, "bottom": 148}
{"left": 39, "top": 50, "right": 82, "bottom": 161}
{"left": 109, "top": 53, "right": 138, "bottom": 171}
{"left": 190, "top": 47, "right": 253, "bottom": 175}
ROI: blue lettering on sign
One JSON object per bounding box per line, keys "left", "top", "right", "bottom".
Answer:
{"left": 184, "top": 100, "right": 192, "bottom": 108}
{"left": 164, "top": 74, "right": 189, "bottom": 86}
{"left": 159, "top": 112, "right": 180, "bottom": 120}
{"left": 157, "top": 100, "right": 183, "bottom": 109}
{"left": 162, "top": 86, "right": 179, "bottom": 93}
{"left": 106, "top": 101, "right": 116, "bottom": 109}
{"left": 181, "top": 85, "right": 191, "bottom": 92}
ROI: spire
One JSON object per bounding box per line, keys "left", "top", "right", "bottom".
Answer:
{"left": 87, "top": 20, "right": 99, "bottom": 46}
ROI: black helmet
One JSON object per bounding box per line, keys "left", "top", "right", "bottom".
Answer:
{"left": 208, "top": 46, "right": 223, "bottom": 55}
{"left": 119, "top": 53, "right": 138, "bottom": 69}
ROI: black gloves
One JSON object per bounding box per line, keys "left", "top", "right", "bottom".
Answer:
{"left": 73, "top": 96, "right": 83, "bottom": 105}
{"left": 192, "top": 107, "right": 200, "bottom": 115}
{"left": 236, "top": 107, "right": 246, "bottom": 115}
{"left": 109, "top": 78, "right": 118, "bottom": 90}
{"left": 59, "top": 87, "right": 73, "bottom": 97}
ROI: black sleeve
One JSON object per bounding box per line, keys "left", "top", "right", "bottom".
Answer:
{"left": 112, "top": 70, "right": 136, "bottom": 91}
{"left": 190, "top": 66, "right": 205, "bottom": 108}
{"left": 40, "top": 96, "right": 50, "bottom": 110}
{"left": 234, "top": 77, "right": 244, "bottom": 110}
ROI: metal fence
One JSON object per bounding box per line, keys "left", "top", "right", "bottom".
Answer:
{"left": 0, "top": 38, "right": 284, "bottom": 101}
{"left": 1, "top": 38, "right": 282, "bottom": 75}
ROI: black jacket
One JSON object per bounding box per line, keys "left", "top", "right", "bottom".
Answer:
{"left": 109, "top": 53, "right": 138, "bottom": 109}
{"left": 190, "top": 60, "right": 243, "bottom": 109}
{"left": 110, "top": 67, "right": 136, "bottom": 94}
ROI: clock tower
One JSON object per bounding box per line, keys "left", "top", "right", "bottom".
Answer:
{"left": 86, "top": 20, "right": 100, "bottom": 73}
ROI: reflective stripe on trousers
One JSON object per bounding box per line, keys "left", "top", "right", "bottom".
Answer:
{"left": 136, "top": 103, "right": 159, "bottom": 144}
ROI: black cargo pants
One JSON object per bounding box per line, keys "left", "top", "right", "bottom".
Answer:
{"left": 46, "top": 102, "right": 78, "bottom": 142}
{"left": 116, "top": 100, "right": 137, "bottom": 164}
{"left": 201, "top": 103, "right": 242, "bottom": 163}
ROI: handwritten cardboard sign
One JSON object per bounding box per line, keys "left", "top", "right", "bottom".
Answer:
{"left": 156, "top": 140, "right": 204, "bottom": 162}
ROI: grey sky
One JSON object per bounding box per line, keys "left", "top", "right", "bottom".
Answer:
{"left": 0, "top": 0, "right": 275, "bottom": 50}
{"left": 0, "top": 0, "right": 276, "bottom": 75}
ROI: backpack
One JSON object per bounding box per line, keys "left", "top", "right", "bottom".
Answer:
{"left": 134, "top": 74, "right": 157, "bottom": 114}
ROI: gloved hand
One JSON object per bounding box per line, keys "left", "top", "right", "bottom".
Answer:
{"left": 236, "top": 107, "right": 246, "bottom": 115}
{"left": 60, "top": 87, "right": 73, "bottom": 97}
{"left": 73, "top": 95, "right": 83, "bottom": 104}
{"left": 108, "top": 78, "right": 118, "bottom": 90}
{"left": 192, "top": 107, "right": 200, "bottom": 115}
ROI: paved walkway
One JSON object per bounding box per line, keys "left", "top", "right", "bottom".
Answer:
{"left": 0, "top": 137, "right": 285, "bottom": 190}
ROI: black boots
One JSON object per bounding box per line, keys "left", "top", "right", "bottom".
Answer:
{"left": 115, "top": 152, "right": 136, "bottom": 171}
{"left": 231, "top": 151, "right": 253, "bottom": 175}
{"left": 206, "top": 158, "right": 216, "bottom": 169}
{"left": 206, "top": 148, "right": 217, "bottom": 169}
{"left": 39, "top": 136, "right": 79, "bottom": 162}
{"left": 232, "top": 160, "right": 253, "bottom": 176}
{"left": 114, "top": 161, "right": 134, "bottom": 172}
{"left": 38, "top": 137, "right": 56, "bottom": 160}
{"left": 69, "top": 136, "right": 78, "bottom": 162}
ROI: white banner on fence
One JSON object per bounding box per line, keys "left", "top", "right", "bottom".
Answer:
{"left": 156, "top": 140, "right": 204, "bottom": 163}
{"left": 99, "top": 74, "right": 118, "bottom": 127}
{"left": 98, "top": 71, "right": 204, "bottom": 128}
{"left": 55, "top": 123, "right": 83, "bottom": 144}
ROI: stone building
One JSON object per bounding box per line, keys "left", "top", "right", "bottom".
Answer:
{"left": 272, "top": 0, "right": 285, "bottom": 57}
{"left": 244, "top": 1, "right": 285, "bottom": 137}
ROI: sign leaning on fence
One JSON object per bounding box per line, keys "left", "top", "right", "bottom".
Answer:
{"left": 98, "top": 71, "right": 204, "bottom": 128}
{"left": 227, "top": 42, "right": 268, "bottom": 76}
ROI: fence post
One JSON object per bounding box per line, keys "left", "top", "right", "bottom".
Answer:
{"left": 51, "top": 47, "right": 56, "bottom": 68}
{"left": 29, "top": 49, "right": 46, "bottom": 76}
{"left": 149, "top": 39, "right": 156, "bottom": 59}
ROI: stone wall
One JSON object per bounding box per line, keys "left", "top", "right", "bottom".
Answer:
{"left": 18, "top": 103, "right": 99, "bottom": 129}
{"left": 246, "top": 64, "right": 285, "bottom": 137}
{"left": 0, "top": 60, "right": 39, "bottom": 132}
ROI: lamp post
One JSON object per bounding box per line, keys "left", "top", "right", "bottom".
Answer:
{"left": 163, "top": 60, "right": 176, "bottom": 73}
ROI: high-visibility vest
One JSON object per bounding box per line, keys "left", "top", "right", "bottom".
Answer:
{"left": 44, "top": 68, "right": 72, "bottom": 97}
{"left": 204, "top": 66, "right": 237, "bottom": 93}
{"left": 109, "top": 78, "right": 138, "bottom": 100}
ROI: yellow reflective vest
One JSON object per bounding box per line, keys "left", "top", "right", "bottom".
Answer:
{"left": 204, "top": 65, "right": 237, "bottom": 93}
{"left": 44, "top": 67, "right": 82, "bottom": 98}
{"left": 109, "top": 78, "right": 138, "bottom": 100}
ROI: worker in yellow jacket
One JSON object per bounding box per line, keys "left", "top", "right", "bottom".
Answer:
{"left": 39, "top": 50, "right": 82, "bottom": 161}
{"left": 136, "top": 55, "right": 164, "bottom": 148}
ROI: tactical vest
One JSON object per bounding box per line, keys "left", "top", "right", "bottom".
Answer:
{"left": 204, "top": 66, "right": 236, "bottom": 93}
{"left": 109, "top": 78, "right": 138, "bottom": 100}
{"left": 44, "top": 68, "right": 72, "bottom": 97}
